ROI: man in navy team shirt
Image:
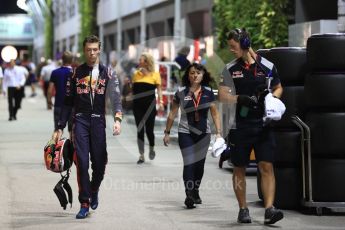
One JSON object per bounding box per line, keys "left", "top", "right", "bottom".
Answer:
{"left": 48, "top": 51, "right": 74, "bottom": 133}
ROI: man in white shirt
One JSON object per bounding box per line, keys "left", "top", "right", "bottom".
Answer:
{"left": 3, "top": 59, "right": 28, "bottom": 121}
{"left": 40, "top": 59, "right": 57, "bottom": 109}
{"left": 16, "top": 63, "right": 29, "bottom": 108}
{"left": 0, "top": 65, "right": 3, "bottom": 94}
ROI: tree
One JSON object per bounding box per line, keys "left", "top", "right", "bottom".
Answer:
{"left": 44, "top": 0, "right": 53, "bottom": 59}
{"left": 213, "top": 0, "right": 289, "bottom": 50}
{"left": 78, "top": 0, "right": 98, "bottom": 61}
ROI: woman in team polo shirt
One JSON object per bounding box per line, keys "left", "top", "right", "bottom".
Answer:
{"left": 132, "top": 53, "right": 164, "bottom": 164}
{"left": 163, "top": 63, "right": 222, "bottom": 209}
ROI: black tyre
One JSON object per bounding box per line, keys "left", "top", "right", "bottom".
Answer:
{"left": 312, "top": 159, "right": 345, "bottom": 202}
{"left": 307, "top": 33, "right": 345, "bottom": 72}
{"left": 306, "top": 112, "right": 345, "bottom": 158}
{"left": 257, "top": 167, "right": 302, "bottom": 209}
{"left": 305, "top": 73, "right": 345, "bottom": 108}
{"left": 274, "top": 131, "right": 301, "bottom": 166}
{"left": 272, "top": 86, "right": 305, "bottom": 129}
{"left": 257, "top": 47, "right": 307, "bottom": 86}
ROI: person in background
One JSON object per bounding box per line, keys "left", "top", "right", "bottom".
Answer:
{"left": 16, "top": 61, "right": 29, "bottom": 109}
{"left": 0, "top": 64, "right": 3, "bottom": 95}
{"left": 40, "top": 59, "right": 57, "bottom": 109}
{"left": 109, "top": 58, "right": 125, "bottom": 92}
{"left": 47, "top": 51, "right": 74, "bottom": 135}
{"left": 2, "top": 59, "right": 27, "bottom": 121}
{"left": 174, "top": 46, "right": 191, "bottom": 71}
{"left": 132, "top": 52, "right": 164, "bottom": 164}
{"left": 22, "top": 54, "right": 37, "bottom": 97}
{"left": 163, "top": 63, "right": 222, "bottom": 209}
{"left": 218, "top": 28, "right": 284, "bottom": 225}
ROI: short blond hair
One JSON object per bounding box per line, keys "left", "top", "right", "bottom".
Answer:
{"left": 140, "top": 52, "right": 155, "bottom": 72}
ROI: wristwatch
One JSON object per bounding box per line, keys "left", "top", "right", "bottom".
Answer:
{"left": 164, "top": 130, "right": 170, "bottom": 135}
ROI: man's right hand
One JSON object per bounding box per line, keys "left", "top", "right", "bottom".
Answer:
{"left": 52, "top": 129, "right": 63, "bottom": 143}
{"left": 237, "top": 95, "right": 258, "bottom": 109}
{"left": 163, "top": 134, "right": 170, "bottom": 146}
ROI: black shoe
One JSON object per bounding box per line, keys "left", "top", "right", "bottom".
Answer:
{"left": 184, "top": 196, "right": 195, "bottom": 209}
{"left": 8, "top": 117, "right": 13, "bottom": 121}
{"left": 218, "top": 153, "right": 226, "bottom": 168}
{"left": 149, "top": 149, "right": 156, "bottom": 160}
{"left": 193, "top": 190, "right": 202, "bottom": 204}
{"left": 137, "top": 154, "right": 145, "bottom": 164}
{"left": 264, "top": 206, "right": 284, "bottom": 225}
{"left": 184, "top": 191, "right": 196, "bottom": 209}
{"left": 90, "top": 191, "right": 99, "bottom": 210}
{"left": 237, "top": 208, "right": 252, "bottom": 223}
{"left": 218, "top": 147, "right": 230, "bottom": 168}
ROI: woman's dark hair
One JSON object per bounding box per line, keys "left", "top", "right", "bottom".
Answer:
{"left": 182, "top": 63, "right": 213, "bottom": 87}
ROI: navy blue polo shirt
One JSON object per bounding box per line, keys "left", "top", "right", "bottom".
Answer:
{"left": 173, "top": 86, "right": 215, "bottom": 135}
{"left": 49, "top": 66, "right": 73, "bottom": 107}
{"left": 221, "top": 55, "right": 281, "bottom": 128}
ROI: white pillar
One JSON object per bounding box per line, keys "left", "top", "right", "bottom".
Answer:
{"left": 174, "top": 0, "right": 181, "bottom": 38}
{"left": 338, "top": 0, "right": 345, "bottom": 32}
{"left": 140, "top": 0, "right": 146, "bottom": 44}
{"left": 116, "top": 19, "right": 122, "bottom": 53}
{"left": 66, "top": 37, "right": 70, "bottom": 52}
{"left": 75, "top": 33, "right": 79, "bottom": 55}
{"left": 116, "top": 0, "right": 122, "bottom": 54}
{"left": 99, "top": 24, "right": 106, "bottom": 64}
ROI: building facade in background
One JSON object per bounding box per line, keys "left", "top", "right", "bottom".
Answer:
{"left": 52, "top": 0, "right": 80, "bottom": 60}
{"left": 30, "top": 0, "right": 213, "bottom": 65}
{"left": 28, "top": 0, "right": 345, "bottom": 62}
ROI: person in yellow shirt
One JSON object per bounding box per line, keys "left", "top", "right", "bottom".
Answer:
{"left": 132, "top": 53, "right": 164, "bottom": 164}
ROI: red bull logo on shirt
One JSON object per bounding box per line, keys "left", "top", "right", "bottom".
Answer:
{"left": 98, "top": 79, "right": 106, "bottom": 86}
{"left": 76, "top": 76, "right": 90, "bottom": 86}
{"left": 76, "top": 76, "right": 91, "bottom": 94}
{"left": 76, "top": 76, "right": 106, "bottom": 95}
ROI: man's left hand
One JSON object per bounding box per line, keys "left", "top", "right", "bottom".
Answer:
{"left": 113, "top": 120, "right": 121, "bottom": 135}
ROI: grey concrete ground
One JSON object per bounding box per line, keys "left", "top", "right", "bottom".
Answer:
{"left": 0, "top": 87, "right": 344, "bottom": 230}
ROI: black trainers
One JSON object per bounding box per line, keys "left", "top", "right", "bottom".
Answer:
{"left": 264, "top": 206, "right": 284, "bottom": 225}
{"left": 149, "top": 149, "right": 156, "bottom": 160}
{"left": 184, "top": 196, "right": 195, "bottom": 209}
{"left": 193, "top": 190, "right": 202, "bottom": 204}
{"left": 90, "top": 191, "right": 99, "bottom": 210}
{"left": 185, "top": 191, "right": 196, "bottom": 209}
{"left": 218, "top": 147, "right": 231, "bottom": 168}
{"left": 237, "top": 208, "right": 252, "bottom": 223}
{"left": 137, "top": 154, "right": 145, "bottom": 164}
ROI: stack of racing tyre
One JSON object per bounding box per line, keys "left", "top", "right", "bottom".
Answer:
{"left": 256, "top": 47, "right": 308, "bottom": 209}
{"left": 303, "top": 34, "right": 345, "bottom": 203}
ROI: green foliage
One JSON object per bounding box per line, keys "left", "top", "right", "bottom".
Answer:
{"left": 44, "top": 0, "right": 53, "bottom": 59}
{"left": 213, "top": 0, "right": 289, "bottom": 52}
{"left": 204, "top": 51, "right": 232, "bottom": 87}
{"left": 78, "top": 0, "right": 98, "bottom": 61}
{"left": 256, "top": 0, "right": 289, "bottom": 47}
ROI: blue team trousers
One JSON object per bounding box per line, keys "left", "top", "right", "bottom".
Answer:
{"left": 178, "top": 132, "right": 211, "bottom": 193}
{"left": 73, "top": 113, "right": 108, "bottom": 204}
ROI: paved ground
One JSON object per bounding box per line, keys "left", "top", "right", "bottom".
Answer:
{"left": 0, "top": 87, "right": 344, "bottom": 230}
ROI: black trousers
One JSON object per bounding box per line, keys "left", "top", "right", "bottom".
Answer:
{"left": 7, "top": 87, "right": 22, "bottom": 119}
{"left": 178, "top": 132, "right": 211, "bottom": 193}
{"left": 133, "top": 99, "right": 156, "bottom": 154}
